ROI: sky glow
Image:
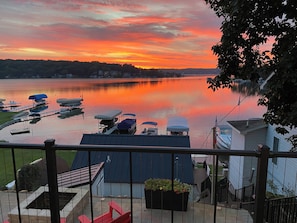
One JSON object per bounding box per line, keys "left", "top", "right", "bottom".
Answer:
{"left": 0, "top": 0, "right": 222, "bottom": 68}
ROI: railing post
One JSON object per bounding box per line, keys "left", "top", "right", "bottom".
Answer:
{"left": 129, "top": 151, "right": 133, "bottom": 223}
{"left": 44, "top": 139, "right": 60, "bottom": 223}
{"left": 254, "top": 144, "right": 270, "bottom": 223}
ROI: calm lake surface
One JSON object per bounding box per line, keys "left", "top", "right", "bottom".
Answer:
{"left": 0, "top": 76, "right": 266, "bottom": 148}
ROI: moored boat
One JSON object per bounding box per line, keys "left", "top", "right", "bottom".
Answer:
{"left": 29, "top": 112, "right": 41, "bottom": 118}
{"left": 10, "top": 127, "right": 30, "bottom": 135}
{"left": 29, "top": 94, "right": 48, "bottom": 107}
{"left": 216, "top": 125, "right": 232, "bottom": 150}
{"left": 57, "top": 98, "right": 83, "bottom": 107}
{"left": 94, "top": 109, "right": 122, "bottom": 134}
{"left": 166, "top": 116, "right": 189, "bottom": 135}
{"left": 140, "top": 121, "right": 158, "bottom": 135}
{"left": 58, "top": 107, "right": 84, "bottom": 119}
{"left": 117, "top": 113, "right": 136, "bottom": 134}
{"left": 0, "top": 99, "right": 21, "bottom": 109}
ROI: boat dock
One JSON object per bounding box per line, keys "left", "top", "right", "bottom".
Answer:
{"left": 0, "top": 109, "right": 61, "bottom": 131}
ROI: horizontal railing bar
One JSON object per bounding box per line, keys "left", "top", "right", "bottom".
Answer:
{"left": 0, "top": 141, "right": 261, "bottom": 157}
{"left": 269, "top": 151, "right": 297, "bottom": 158}
{"left": 2, "top": 141, "right": 297, "bottom": 158}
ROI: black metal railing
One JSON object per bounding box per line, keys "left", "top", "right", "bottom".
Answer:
{"left": 1, "top": 140, "right": 297, "bottom": 223}
{"left": 265, "top": 196, "right": 297, "bottom": 222}
{"left": 234, "top": 184, "right": 255, "bottom": 202}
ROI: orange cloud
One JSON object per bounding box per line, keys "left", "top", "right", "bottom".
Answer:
{"left": 0, "top": 0, "right": 222, "bottom": 68}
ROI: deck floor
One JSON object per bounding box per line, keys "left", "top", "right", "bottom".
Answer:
{"left": 0, "top": 191, "right": 253, "bottom": 223}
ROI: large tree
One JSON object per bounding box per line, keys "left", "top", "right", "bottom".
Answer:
{"left": 205, "top": 0, "right": 297, "bottom": 135}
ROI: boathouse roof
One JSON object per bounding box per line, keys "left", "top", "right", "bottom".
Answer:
{"left": 227, "top": 118, "right": 267, "bottom": 135}
{"left": 71, "top": 134, "right": 194, "bottom": 184}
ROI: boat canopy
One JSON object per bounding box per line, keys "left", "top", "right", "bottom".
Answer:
{"left": 141, "top": 121, "right": 158, "bottom": 126}
{"left": 56, "top": 98, "right": 83, "bottom": 104}
{"left": 94, "top": 109, "right": 122, "bottom": 120}
{"left": 28, "top": 94, "right": 48, "bottom": 101}
{"left": 0, "top": 98, "right": 6, "bottom": 103}
{"left": 122, "top": 113, "right": 136, "bottom": 117}
{"left": 166, "top": 117, "right": 189, "bottom": 133}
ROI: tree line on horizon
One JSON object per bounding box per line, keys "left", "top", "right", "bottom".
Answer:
{"left": 0, "top": 59, "right": 185, "bottom": 79}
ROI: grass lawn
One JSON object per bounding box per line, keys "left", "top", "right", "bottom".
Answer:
{"left": 0, "top": 148, "right": 76, "bottom": 188}
{"left": 0, "top": 112, "right": 77, "bottom": 188}
{"left": 0, "top": 112, "right": 17, "bottom": 125}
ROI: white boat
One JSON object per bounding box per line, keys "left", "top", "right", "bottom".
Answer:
{"left": 57, "top": 98, "right": 83, "bottom": 107}
{"left": 10, "top": 127, "right": 30, "bottom": 135}
{"left": 117, "top": 113, "right": 137, "bottom": 134}
{"left": 0, "top": 99, "right": 21, "bottom": 109}
{"left": 216, "top": 125, "right": 232, "bottom": 150}
{"left": 166, "top": 116, "right": 189, "bottom": 135}
{"left": 140, "top": 121, "right": 158, "bottom": 135}
{"left": 29, "top": 112, "right": 41, "bottom": 118}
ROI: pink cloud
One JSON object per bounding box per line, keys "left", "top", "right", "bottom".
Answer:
{"left": 0, "top": 0, "right": 222, "bottom": 68}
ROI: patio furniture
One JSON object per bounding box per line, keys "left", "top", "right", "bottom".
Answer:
{"left": 78, "top": 201, "right": 130, "bottom": 223}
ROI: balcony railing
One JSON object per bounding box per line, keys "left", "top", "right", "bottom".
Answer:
{"left": 1, "top": 139, "right": 297, "bottom": 223}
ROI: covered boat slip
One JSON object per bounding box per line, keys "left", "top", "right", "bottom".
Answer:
{"left": 28, "top": 94, "right": 48, "bottom": 101}
{"left": 166, "top": 116, "right": 189, "bottom": 135}
{"left": 94, "top": 109, "right": 122, "bottom": 121}
{"left": 56, "top": 98, "right": 83, "bottom": 107}
{"left": 94, "top": 109, "right": 122, "bottom": 134}
{"left": 28, "top": 93, "right": 48, "bottom": 107}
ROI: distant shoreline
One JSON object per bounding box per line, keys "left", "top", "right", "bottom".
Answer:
{"left": 0, "top": 59, "right": 219, "bottom": 79}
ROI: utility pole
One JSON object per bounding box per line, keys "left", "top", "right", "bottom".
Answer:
{"left": 211, "top": 124, "right": 217, "bottom": 205}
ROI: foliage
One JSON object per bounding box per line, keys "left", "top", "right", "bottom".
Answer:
{"left": 144, "top": 178, "right": 191, "bottom": 194}
{"left": 205, "top": 0, "right": 297, "bottom": 134}
{"left": 17, "top": 164, "right": 41, "bottom": 191}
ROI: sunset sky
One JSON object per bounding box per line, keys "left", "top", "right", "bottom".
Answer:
{"left": 0, "top": 0, "right": 222, "bottom": 69}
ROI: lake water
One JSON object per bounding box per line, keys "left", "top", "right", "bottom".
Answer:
{"left": 0, "top": 76, "right": 266, "bottom": 148}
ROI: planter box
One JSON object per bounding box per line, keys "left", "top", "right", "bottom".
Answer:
{"left": 144, "top": 189, "right": 189, "bottom": 211}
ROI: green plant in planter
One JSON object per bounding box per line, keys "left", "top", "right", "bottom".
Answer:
{"left": 144, "top": 178, "right": 191, "bottom": 194}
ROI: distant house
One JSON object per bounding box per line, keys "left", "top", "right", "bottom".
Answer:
{"left": 227, "top": 119, "right": 267, "bottom": 199}
{"left": 71, "top": 134, "right": 194, "bottom": 198}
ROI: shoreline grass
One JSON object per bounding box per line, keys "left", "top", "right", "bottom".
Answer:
{"left": 1, "top": 112, "right": 76, "bottom": 187}
{"left": 0, "top": 112, "right": 17, "bottom": 125}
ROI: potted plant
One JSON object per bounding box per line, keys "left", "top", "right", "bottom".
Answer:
{"left": 144, "top": 178, "right": 191, "bottom": 211}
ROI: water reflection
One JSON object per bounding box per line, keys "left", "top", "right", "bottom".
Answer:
{"left": 0, "top": 77, "right": 266, "bottom": 147}
{"left": 231, "top": 80, "right": 262, "bottom": 96}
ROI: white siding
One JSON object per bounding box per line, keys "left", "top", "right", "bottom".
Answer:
{"left": 229, "top": 131, "right": 245, "bottom": 192}
{"left": 266, "top": 125, "right": 297, "bottom": 196}
{"left": 228, "top": 125, "right": 266, "bottom": 198}
{"left": 92, "top": 169, "right": 104, "bottom": 196}
{"left": 229, "top": 156, "right": 244, "bottom": 190}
